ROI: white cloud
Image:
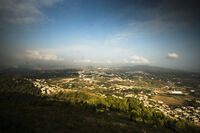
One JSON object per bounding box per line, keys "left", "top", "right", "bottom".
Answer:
{"left": 167, "top": 53, "right": 179, "bottom": 59}
{"left": 0, "top": 0, "right": 63, "bottom": 24}
{"left": 73, "top": 59, "right": 92, "bottom": 63}
{"left": 26, "top": 50, "right": 64, "bottom": 61}
{"left": 124, "top": 55, "right": 150, "bottom": 64}
{"left": 41, "top": 45, "right": 132, "bottom": 62}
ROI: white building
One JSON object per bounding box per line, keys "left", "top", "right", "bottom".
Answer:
{"left": 169, "top": 91, "right": 183, "bottom": 95}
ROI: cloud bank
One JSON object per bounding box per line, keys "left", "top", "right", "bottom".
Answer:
{"left": 124, "top": 56, "right": 150, "bottom": 64}
{"left": 74, "top": 59, "right": 92, "bottom": 63}
{"left": 26, "top": 50, "right": 64, "bottom": 61}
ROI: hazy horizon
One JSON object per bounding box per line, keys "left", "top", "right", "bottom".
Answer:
{"left": 1, "top": 0, "right": 200, "bottom": 72}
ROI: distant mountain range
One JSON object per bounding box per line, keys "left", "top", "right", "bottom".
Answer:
{"left": 0, "top": 65, "right": 199, "bottom": 76}
{"left": 114, "top": 65, "right": 197, "bottom": 74}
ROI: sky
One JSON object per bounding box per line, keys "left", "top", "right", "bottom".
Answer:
{"left": 0, "top": 0, "right": 200, "bottom": 71}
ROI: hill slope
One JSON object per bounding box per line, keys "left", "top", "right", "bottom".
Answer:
{"left": 0, "top": 75, "right": 199, "bottom": 133}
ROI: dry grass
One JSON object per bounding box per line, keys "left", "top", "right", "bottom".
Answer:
{"left": 152, "top": 94, "right": 193, "bottom": 105}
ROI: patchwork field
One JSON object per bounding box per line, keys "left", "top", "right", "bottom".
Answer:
{"left": 152, "top": 95, "right": 194, "bottom": 105}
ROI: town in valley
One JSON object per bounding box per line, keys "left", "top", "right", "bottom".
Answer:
{"left": 17, "top": 66, "right": 200, "bottom": 125}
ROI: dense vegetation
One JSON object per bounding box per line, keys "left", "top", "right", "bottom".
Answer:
{"left": 0, "top": 75, "right": 41, "bottom": 95}
{"left": 0, "top": 75, "right": 199, "bottom": 133}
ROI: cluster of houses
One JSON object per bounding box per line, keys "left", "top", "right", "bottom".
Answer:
{"left": 98, "top": 85, "right": 200, "bottom": 125}
{"left": 32, "top": 79, "right": 76, "bottom": 95}
{"left": 124, "top": 92, "right": 200, "bottom": 124}
{"left": 33, "top": 79, "right": 60, "bottom": 94}
{"left": 150, "top": 99, "right": 200, "bottom": 124}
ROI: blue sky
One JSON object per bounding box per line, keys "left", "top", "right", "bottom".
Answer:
{"left": 0, "top": 0, "right": 200, "bottom": 71}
